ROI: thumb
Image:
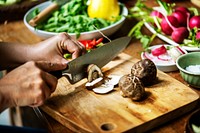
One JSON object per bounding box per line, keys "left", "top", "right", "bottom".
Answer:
{"left": 36, "top": 61, "right": 67, "bottom": 72}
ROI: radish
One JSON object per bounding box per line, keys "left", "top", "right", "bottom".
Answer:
{"left": 172, "top": 11, "right": 187, "bottom": 26}
{"left": 171, "top": 27, "right": 189, "bottom": 43}
{"left": 150, "top": 10, "right": 164, "bottom": 18}
{"left": 151, "top": 45, "right": 167, "bottom": 56}
{"left": 161, "top": 15, "right": 179, "bottom": 35}
{"left": 189, "top": 15, "right": 200, "bottom": 29}
{"left": 196, "top": 32, "right": 200, "bottom": 40}
{"left": 164, "top": 15, "right": 189, "bottom": 43}
{"left": 175, "top": 6, "right": 190, "bottom": 15}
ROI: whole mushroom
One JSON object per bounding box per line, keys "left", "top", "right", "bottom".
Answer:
{"left": 131, "top": 59, "right": 157, "bottom": 86}
{"left": 119, "top": 74, "right": 145, "bottom": 101}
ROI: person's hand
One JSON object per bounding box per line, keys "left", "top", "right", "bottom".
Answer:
{"left": 33, "top": 33, "right": 86, "bottom": 65}
{"left": 0, "top": 61, "right": 65, "bottom": 111}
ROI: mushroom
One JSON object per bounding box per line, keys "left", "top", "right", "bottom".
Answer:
{"left": 86, "top": 64, "right": 123, "bottom": 94}
{"left": 87, "top": 64, "right": 103, "bottom": 82}
{"left": 119, "top": 74, "right": 145, "bottom": 101}
{"left": 131, "top": 59, "right": 157, "bottom": 86}
{"left": 86, "top": 64, "right": 104, "bottom": 89}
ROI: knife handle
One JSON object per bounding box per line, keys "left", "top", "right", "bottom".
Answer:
{"left": 29, "top": 3, "right": 59, "bottom": 27}
{"left": 50, "top": 71, "right": 62, "bottom": 79}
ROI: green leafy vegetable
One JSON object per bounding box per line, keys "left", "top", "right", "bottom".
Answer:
{"left": 156, "top": 0, "right": 175, "bottom": 15}
{"left": 34, "top": 0, "right": 121, "bottom": 39}
{"left": 128, "top": 0, "right": 157, "bottom": 50}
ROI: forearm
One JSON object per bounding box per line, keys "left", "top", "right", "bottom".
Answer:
{"left": 0, "top": 42, "right": 37, "bottom": 70}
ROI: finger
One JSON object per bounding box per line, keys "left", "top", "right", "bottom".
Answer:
{"left": 71, "top": 40, "right": 86, "bottom": 59}
{"left": 36, "top": 61, "right": 67, "bottom": 72}
{"left": 29, "top": 72, "right": 56, "bottom": 107}
{"left": 42, "top": 71, "right": 58, "bottom": 93}
{"left": 60, "top": 34, "right": 86, "bottom": 59}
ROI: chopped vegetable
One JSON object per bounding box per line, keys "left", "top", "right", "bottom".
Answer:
{"left": 63, "top": 37, "right": 104, "bottom": 59}
{"left": 151, "top": 45, "right": 167, "bottom": 56}
{"left": 80, "top": 37, "right": 104, "bottom": 50}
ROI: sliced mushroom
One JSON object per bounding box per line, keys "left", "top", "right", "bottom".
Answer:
{"left": 92, "top": 75, "right": 122, "bottom": 94}
{"left": 87, "top": 64, "right": 103, "bottom": 83}
{"left": 85, "top": 77, "right": 104, "bottom": 90}
{"left": 131, "top": 59, "right": 157, "bottom": 86}
{"left": 104, "top": 75, "right": 122, "bottom": 86}
{"left": 92, "top": 84, "right": 114, "bottom": 94}
{"left": 119, "top": 74, "right": 145, "bottom": 101}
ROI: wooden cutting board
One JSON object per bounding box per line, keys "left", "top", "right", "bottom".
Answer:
{"left": 40, "top": 53, "right": 199, "bottom": 133}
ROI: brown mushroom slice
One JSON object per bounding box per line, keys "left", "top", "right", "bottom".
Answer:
{"left": 119, "top": 74, "right": 145, "bottom": 101}
{"left": 87, "top": 64, "right": 103, "bottom": 83}
{"left": 131, "top": 59, "right": 157, "bottom": 86}
{"left": 92, "top": 84, "right": 114, "bottom": 94}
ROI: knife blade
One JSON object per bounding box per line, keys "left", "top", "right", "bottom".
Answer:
{"left": 29, "top": 0, "right": 70, "bottom": 27}
{"left": 61, "top": 36, "right": 132, "bottom": 84}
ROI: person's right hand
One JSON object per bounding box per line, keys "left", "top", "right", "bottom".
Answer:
{"left": 0, "top": 61, "right": 65, "bottom": 112}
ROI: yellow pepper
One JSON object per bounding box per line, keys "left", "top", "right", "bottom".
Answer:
{"left": 87, "top": 0, "right": 120, "bottom": 21}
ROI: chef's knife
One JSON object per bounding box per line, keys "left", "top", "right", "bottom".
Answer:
{"left": 29, "top": 0, "right": 70, "bottom": 27}
{"left": 60, "top": 36, "right": 132, "bottom": 84}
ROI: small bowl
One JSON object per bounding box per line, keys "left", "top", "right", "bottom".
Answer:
{"left": 185, "top": 109, "right": 200, "bottom": 133}
{"left": 24, "top": 1, "right": 128, "bottom": 40}
{"left": 176, "top": 52, "right": 200, "bottom": 88}
{"left": 141, "top": 44, "right": 187, "bottom": 72}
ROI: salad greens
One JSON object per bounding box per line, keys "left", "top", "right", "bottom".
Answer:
{"left": 34, "top": 0, "right": 121, "bottom": 38}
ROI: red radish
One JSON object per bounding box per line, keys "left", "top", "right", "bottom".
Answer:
{"left": 161, "top": 15, "right": 179, "bottom": 35}
{"left": 172, "top": 11, "right": 187, "bottom": 26}
{"left": 196, "top": 32, "right": 200, "bottom": 40}
{"left": 150, "top": 10, "right": 164, "bottom": 18}
{"left": 164, "top": 15, "right": 189, "bottom": 43}
{"left": 157, "top": 55, "right": 171, "bottom": 61}
{"left": 143, "top": 52, "right": 154, "bottom": 60}
{"left": 171, "top": 27, "right": 189, "bottom": 43}
{"left": 189, "top": 15, "right": 200, "bottom": 29}
{"left": 151, "top": 45, "right": 167, "bottom": 56}
{"left": 176, "top": 46, "right": 186, "bottom": 54}
{"left": 175, "top": 6, "right": 190, "bottom": 15}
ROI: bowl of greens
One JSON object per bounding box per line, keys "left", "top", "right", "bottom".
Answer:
{"left": 24, "top": 0, "right": 128, "bottom": 40}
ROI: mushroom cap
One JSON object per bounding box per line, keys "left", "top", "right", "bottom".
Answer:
{"left": 119, "top": 74, "right": 145, "bottom": 101}
{"left": 131, "top": 59, "right": 157, "bottom": 86}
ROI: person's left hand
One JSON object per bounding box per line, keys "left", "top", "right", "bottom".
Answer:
{"left": 32, "top": 33, "right": 86, "bottom": 66}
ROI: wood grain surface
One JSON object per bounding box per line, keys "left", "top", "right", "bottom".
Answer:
{"left": 40, "top": 53, "right": 199, "bottom": 133}
{"left": 0, "top": 0, "right": 200, "bottom": 133}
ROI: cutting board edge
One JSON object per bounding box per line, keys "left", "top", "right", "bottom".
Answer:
{"left": 41, "top": 98, "right": 199, "bottom": 133}
{"left": 124, "top": 98, "right": 200, "bottom": 133}
{"left": 40, "top": 105, "right": 92, "bottom": 133}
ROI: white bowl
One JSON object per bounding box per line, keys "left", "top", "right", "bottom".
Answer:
{"left": 24, "top": 1, "right": 128, "bottom": 40}
{"left": 141, "top": 44, "right": 188, "bottom": 72}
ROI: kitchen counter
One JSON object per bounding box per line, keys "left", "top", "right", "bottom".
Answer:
{"left": 0, "top": 0, "right": 200, "bottom": 132}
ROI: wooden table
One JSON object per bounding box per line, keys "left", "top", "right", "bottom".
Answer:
{"left": 0, "top": 0, "right": 200, "bottom": 132}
